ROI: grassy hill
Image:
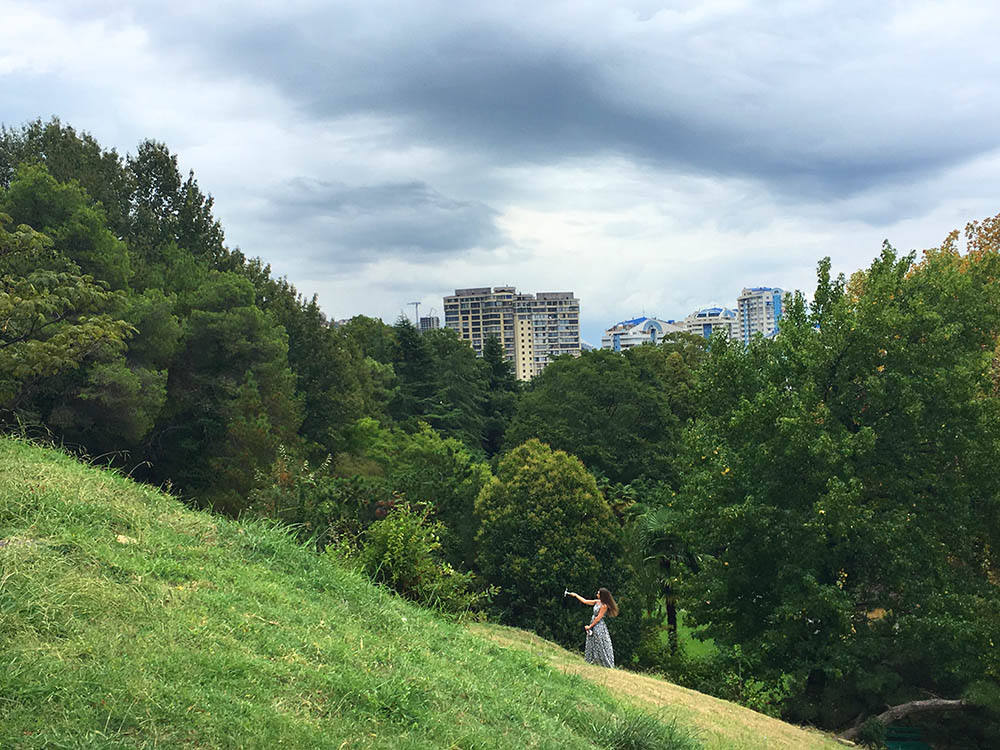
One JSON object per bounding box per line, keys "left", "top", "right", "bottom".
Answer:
{"left": 0, "top": 437, "right": 846, "bottom": 749}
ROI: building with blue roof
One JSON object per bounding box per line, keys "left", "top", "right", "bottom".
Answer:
{"left": 683, "top": 306, "right": 738, "bottom": 340}
{"left": 601, "top": 316, "right": 684, "bottom": 352}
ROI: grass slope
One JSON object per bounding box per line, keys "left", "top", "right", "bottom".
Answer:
{"left": 472, "top": 626, "right": 844, "bottom": 750}
{"left": 0, "top": 438, "right": 842, "bottom": 749}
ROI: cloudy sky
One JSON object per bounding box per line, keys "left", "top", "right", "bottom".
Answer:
{"left": 3, "top": 0, "right": 999, "bottom": 344}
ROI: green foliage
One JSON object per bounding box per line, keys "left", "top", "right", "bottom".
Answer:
{"left": 2, "top": 163, "right": 131, "bottom": 288}
{"left": 0, "top": 118, "right": 130, "bottom": 234}
{"left": 145, "top": 271, "right": 301, "bottom": 512}
{"left": 0, "top": 436, "right": 718, "bottom": 750}
{"left": 0, "top": 128, "right": 304, "bottom": 510}
{"left": 421, "top": 326, "right": 487, "bottom": 447}
{"left": 964, "top": 680, "right": 1000, "bottom": 713}
{"left": 125, "top": 139, "right": 227, "bottom": 273}
{"left": 389, "top": 316, "right": 436, "bottom": 424}
{"left": 342, "top": 418, "right": 492, "bottom": 569}
{"left": 648, "top": 645, "right": 794, "bottom": 718}
{"left": 475, "top": 439, "right": 626, "bottom": 649}
{"left": 351, "top": 503, "right": 486, "bottom": 615}
{"left": 480, "top": 334, "right": 520, "bottom": 456}
{"left": 505, "top": 342, "right": 701, "bottom": 485}
{"left": 250, "top": 446, "right": 398, "bottom": 551}
{"left": 855, "top": 718, "right": 887, "bottom": 748}
{"left": 623, "top": 499, "right": 703, "bottom": 659}
{"left": 675, "top": 230, "right": 1000, "bottom": 728}
{"left": 0, "top": 217, "right": 133, "bottom": 410}
{"left": 386, "top": 318, "right": 493, "bottom": 451}
{"left": 338, "top": 314, "right": 398, "bottom": 364}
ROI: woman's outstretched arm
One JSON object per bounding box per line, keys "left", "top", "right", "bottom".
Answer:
{"left": 568, "top": 591, "right": 598, "bottom": 605}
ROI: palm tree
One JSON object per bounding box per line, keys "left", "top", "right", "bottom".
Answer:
{"left": 632, "top": 504, "right": 700, "bottom": 654}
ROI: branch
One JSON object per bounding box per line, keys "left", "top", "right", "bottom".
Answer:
{"left": 840, "top": 698, "right": 968, "bottom": 741}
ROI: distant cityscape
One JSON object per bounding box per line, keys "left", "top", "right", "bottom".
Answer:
{"left": 432, "top": 285, "right": 784, "bottom": 381}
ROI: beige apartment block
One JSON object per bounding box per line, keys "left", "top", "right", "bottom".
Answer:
{"left": 443, "top": 286, "right": 581, "bottom": 380}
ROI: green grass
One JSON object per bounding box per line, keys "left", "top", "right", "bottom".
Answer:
{"left": 0, "top": 437, "right": 701, "bottom": 749}
{"left": 0, "top": 437, "right": 844, "bottom": 749}
{"left": 663, "top": 610, "right": 718, "bottom": 660}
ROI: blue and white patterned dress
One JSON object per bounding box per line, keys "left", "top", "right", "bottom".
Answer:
{"left": 584, "top": 602, "right": 614, "bottom": 668}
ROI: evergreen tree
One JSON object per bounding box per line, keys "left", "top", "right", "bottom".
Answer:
{"left": 480, "top": 335, "right": 519, "bottom": 456}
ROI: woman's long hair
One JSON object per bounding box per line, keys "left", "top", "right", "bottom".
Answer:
{"left": 598, "top": 588, "right": 619, "bottom": 617}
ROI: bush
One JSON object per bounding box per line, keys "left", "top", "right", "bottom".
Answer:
{"left": 249, "top": 446, "right": 397, "bottom": 549}
{"left": 353, "top": 503, "right": 489, "bottom": 615}
{"left": 648, "top": 646, "right": 793, "bottom": 719}
{"left": 855, "top": 717, "right": 887, "bottom": 749}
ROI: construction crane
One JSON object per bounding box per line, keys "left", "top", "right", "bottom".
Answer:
{"left": 408, "top": 301, "right": 420, "bottom": 325}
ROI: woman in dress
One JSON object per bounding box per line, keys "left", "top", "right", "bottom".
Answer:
{"left": 567, "top": 588, "right": 618, "bottom": 668}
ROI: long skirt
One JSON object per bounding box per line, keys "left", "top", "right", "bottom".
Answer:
{"left": 585, "top": 620, "right": 614, "bottom": 668}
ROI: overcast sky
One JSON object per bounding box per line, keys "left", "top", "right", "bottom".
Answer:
{"left": 3, "top": 0, "right": 999, "bottom": 344}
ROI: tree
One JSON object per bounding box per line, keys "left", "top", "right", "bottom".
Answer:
{"left": 1, "top": 164, "right": 131, "bottom": 289}
{"left": 146, "top": 271, "right": 301, "bottom": 513}
{"left": 125, "top": 139, "right": 227, "bottom": 273}
{"left": 0, "top": 118, "right": 130, "bottom": 234}
{"left": 341, "top": 418, "right": 492, "bottom": 569}
{"left": 480, "top": 335, "right": 519, "bottom": 457}
{"left": 631, "top": 503, "right": 701, "bottom": 655}
{"left": 388, "top": 317, "right": 436, "bottom": 423}
{"left": 504, "top": 347, "right": 690, "bottom": 485}
{"left": 339, "top": 315, "right": 397, "bottom": 364}
{"left": 0, "top": 216, "right": 133, "bottom": 412}
{"left": 242, "top": 267, "right": 376, "bottom": 459}
{"left": 422, "top": 327, "right": 487, "bottom": 450}
{"left": 674, "top": 226, "right": 1000, "bottom": 733}
{"left": 475, "top": 439, "right": 623, "bottom": 648}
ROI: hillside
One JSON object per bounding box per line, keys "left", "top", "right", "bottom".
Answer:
{"left": 0, "top": 438, "right": 845, "bottom": 749}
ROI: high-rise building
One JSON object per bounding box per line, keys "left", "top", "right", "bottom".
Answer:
{"left": 737, "top": 287, "right": 784, "bottom": 344}
{"left": 419, "top": 316, "right": 440, "bottom": 333}
{"left": 443, "top": 287, "right": 581, "bottom": 380}
{"left": 683, "top": 306, "right": 738, "bottom": 340}
{"left": 601, "top": 316, "right": 684, "bottom": 352}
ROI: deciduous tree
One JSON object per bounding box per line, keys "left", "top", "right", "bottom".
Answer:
{"left": 675, "top": 227, "right": 1000, "bottom": 731}
{"left": 475, "top": 439, "right": 623, "bottom": 648}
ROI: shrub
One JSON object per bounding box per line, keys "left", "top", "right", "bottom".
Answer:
{"left": 249, "top": 446, "right": 396, "bottom": 549}
{"left": 855, "top": 717, "right": 887, "bottom": 749}
{"left": 649, "top": 646, "right": 793, "bottom": 719}
{"left": 353, "top": 503, "right": 488, "bottom": 615}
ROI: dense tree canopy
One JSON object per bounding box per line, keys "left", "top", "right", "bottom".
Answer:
{"left": 0, "top": 216, "right": 132, "bottom": 412}
{"left": 674, "top": 240, "right": 1000, "bottom": 730}
{"left": 505, "top": 338, "right": 703, "bottom": 485}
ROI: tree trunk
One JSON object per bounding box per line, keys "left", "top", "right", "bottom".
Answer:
{"left": 840, "top": 698, "right": 967, "bottom": 741}
{"left": 665, "top": 588, "right": 678, "bottom": 655}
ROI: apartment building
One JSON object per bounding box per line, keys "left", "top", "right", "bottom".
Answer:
{"left": 601, "top": 316, "right": 684, "bottom": 351}
{"left": 442, "top": 287, "right": 581, "bottom": 380}
{"left": 683, "top": 306, "right": 739, "bottom": 340}
{"left": 737, "top": 287, "right": 784, "bottom": 344}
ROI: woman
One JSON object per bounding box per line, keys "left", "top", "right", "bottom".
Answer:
{"left": 567, "top": 588, "right": 618, "bottom": 668}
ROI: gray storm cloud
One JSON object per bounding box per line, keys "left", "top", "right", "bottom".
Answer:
{"left": 261, "top": 178, "right": 508, "bottom": 263}
{"left": 105, "top": 0, "right": 1000, "bottom": 200}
